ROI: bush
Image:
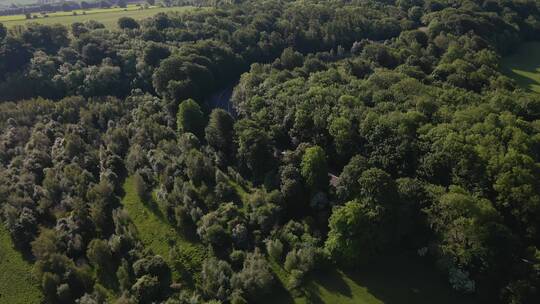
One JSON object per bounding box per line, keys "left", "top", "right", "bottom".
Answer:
{"left": 265, "top": 239, "right": 284, "bottom": 261}
{"left": 118, "top": 17, "right": 139, "bottom": 30}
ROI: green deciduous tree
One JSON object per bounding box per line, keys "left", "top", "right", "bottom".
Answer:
{"left": 300, "top": 146, "right": 328, "bottom": 193}
{"left": 177, "top": 99, "right": 205, "bottom": 138}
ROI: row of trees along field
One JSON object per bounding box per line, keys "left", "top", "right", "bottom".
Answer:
{"left": 0, "top": 0, "right": 160, "bottom": 17}
{"left": 1, "top": 0, "right": 540, "bottom": 303}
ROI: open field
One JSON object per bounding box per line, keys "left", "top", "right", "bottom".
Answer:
{"left": 0, "top": 0, "right": 35, "bottom": 6}
{"left": 266, "top": 254, "right": 476, "bottom": 304}
{"left": 0, "top": 5, "right": 193, "bottom": 28}
{"left": 121, "top": 176, "right": 206, "bottom": 286}
{"left": 0, "top": 225, "right": 43, "bottom": 304}
{"left": 501, "top": 41, "right": 540, "bottom": 93}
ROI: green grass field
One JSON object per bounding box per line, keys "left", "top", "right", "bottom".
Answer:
{"left": 0, "top": 5, "right": 193, "bottom": 28}
{"left": 501, "top": 41, "right": 540, "bottom": 93}
{"left": 121, "top": 176, "right": 206, "bottom": 287}
{"left": 0, "top": 0, "right": 35, "bottom": 6}
{"left": 266, "top": 254, "right": 475, "bottom": 304}
{"left": 0, "top": 225, "right": 43, "bottom": 304}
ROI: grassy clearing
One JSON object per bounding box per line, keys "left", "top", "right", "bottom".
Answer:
{"left": 121, "top": 176, "right": 206, "bottom": 286}
{"left": 0, "top": 5, "right": 193, "bottom": 28}
{"left": 501, "top": 41, "right": 540, "bottom": 93}
{"left": 266, "top": 254, "right": 475, "bottom": 304}
{"left": 0, "top": 225, "right": 43, "bottom": 304}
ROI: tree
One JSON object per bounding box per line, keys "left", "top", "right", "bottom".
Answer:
{"left": 31, "top": 229, "right": 58, "bottom": 260}
{"left": 21, "top": 23, "right": 69, "bottom": 54}
{"left": 81, "top": 1, "right": 91, "bottom": 9}
{"left": 300, "top": 146, "right": 328, "bottom": 193}
{"left": 265, "top": 239, "right": 284, "bottom": 261}
{"left": 336, "top": 155, "right": 369, "bottom": 202}
{"left": 358, "top": 168, "right": 398, "bottom": 207}
{"left": 117, "top": 0, "right": 127, "bottom": 8}
{"left": 133, "top": 171, "right": 150, "bottom": 201}
{"left": 0, "top": 36, "right": 32, "bottom": 78}
{"left": 118, "top": 17, "right": 140, "bottom": 30}
{"left": 71, "top": 22, "right": 88, "bottom": 37}
{"left": 143, "top": 43, "right": 170, "bottom": 66}
{"left": 201, "top": 258, "right": 233, "bottom": 301}
{"left": 205, "top": 109, "right": 235, "bottom": 154}
{"left": 132, "top": 255, "right": 171, "bottom": 288}
{"left": 86, "top": 239, "right": 112, "bottom": 277}
{"left": 0, "top": 23, "right": 6, "bottom": 41}
{"left": 325, "top": 200, "right": 391, "bottom": 265}
{"left": 232, "top": 251, "right": 274, "bottom": 301}
{"left": 100, "top": 1, "right": 111, "bottom": 8}
{"left": 235, "top": 120, "right": 273, "bottom": 181}
{"left": 279, "top": 164, "right": 309, "bottom": 217}
{"left": 279, "top": 47, "right": 303, "bottom": 69}
{"left": 329, "top": 116, "right": 356, "bottom": 159}
{"left": 176, "top": 99, "right": 205, "bottom": 137}
{"left": 131, "top": 275, "right": 160, "bottom": 303}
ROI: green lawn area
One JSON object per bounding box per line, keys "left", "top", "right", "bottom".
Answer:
{"left": 501, "top": 41, "right": 540, "bottom": 93}
{"left": 121, "top": 176, "right": 206, "bottom": 287}
{"left": 0, "top": 225, "right": 43, "bottom": 304}
{"left": 0, "top": 5, "right": 194, "bottom": 28}
{"left": 266, "top": 254, "right": 475, "bottom": 304}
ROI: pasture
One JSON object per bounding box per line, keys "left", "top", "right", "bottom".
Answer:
{"left": 0, "top": 5, "right": 192, "bottom": 28}
{"left": 501, "top": 41, "right": 540, "bottom": 93}
{"left": 0, "top": 225, "right": 43, "bottom": 304}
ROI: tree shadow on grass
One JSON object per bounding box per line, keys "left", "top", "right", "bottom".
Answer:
{"left": 500, "top": 41, "right": 540, "bottom": 93}
{"left": 340, "top": 254, "right": 475, "bottom": 304}
{"left": 141, "top": 195, "right": 166, "bottom": 221}
{"left": 501, "top": 66, "right": 540, "bottom": 91}
{"left": 306, "top": 267, "right": 353, "bottom": 300}
{"left": 257, "top": 275, "right": 296, "bottom": 304}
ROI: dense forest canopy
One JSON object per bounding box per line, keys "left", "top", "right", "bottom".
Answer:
{"left": 1, "top": 0, "right": 540, "bottom": 303}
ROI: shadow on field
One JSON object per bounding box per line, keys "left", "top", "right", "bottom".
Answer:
{"left": 500, "top": 41, "right": 540, "bottom": 92}
{"left": 302, "top": 254, "right": 476, "bottom": 304}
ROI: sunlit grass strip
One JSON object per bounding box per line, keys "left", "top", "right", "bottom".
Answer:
{"left": 0, "top": 225, "right": 43, "bottom": 304}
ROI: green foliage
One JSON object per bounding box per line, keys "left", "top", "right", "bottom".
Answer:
{"left": 87, "top": 239, "right": 113, "bottom": 278}
{"left": 325, "top": 201, "right": 391, "bottom": 265}
{"left": 300, "top": 146, "right": 328, "bottom": 193}
{"left": 176, "top": 98, "right": 205, "bottom": 138}
{"left": 205, "top": 109, "right": 235, "bottom": 155}
{"left": 117, "top": 16, "right": 139, "bottom": 30}
{"left": 231, "top": 251, "right": 274, "bottom": 301}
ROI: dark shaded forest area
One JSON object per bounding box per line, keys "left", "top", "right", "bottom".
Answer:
{"left": 1, "top": 0, "right": 540, "bottom": 303}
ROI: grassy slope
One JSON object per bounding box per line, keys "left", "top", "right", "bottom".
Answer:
{"left": 121, "top": 176, "right": 206, "bottom": 286}
{"left": 501, "top": 41, "right": 540, "bottom": 93}
{"left": 0, "top": 5, "right": 193, "bottom": 28}
{"left": 0, "top": 225, "right": 43, "bottom": 304}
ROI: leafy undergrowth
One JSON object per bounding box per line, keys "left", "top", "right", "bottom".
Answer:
{"left": 501, "top": 41, "right": 540, "bottom": 93}
{"left": 266, "top": 254, "right": 476, "bottom": 304}
{"left": 121, "top": 176, "right": 206, "bottom": 287}
{"left": 0, "top": 225, "right": 43, "bottom": 304}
